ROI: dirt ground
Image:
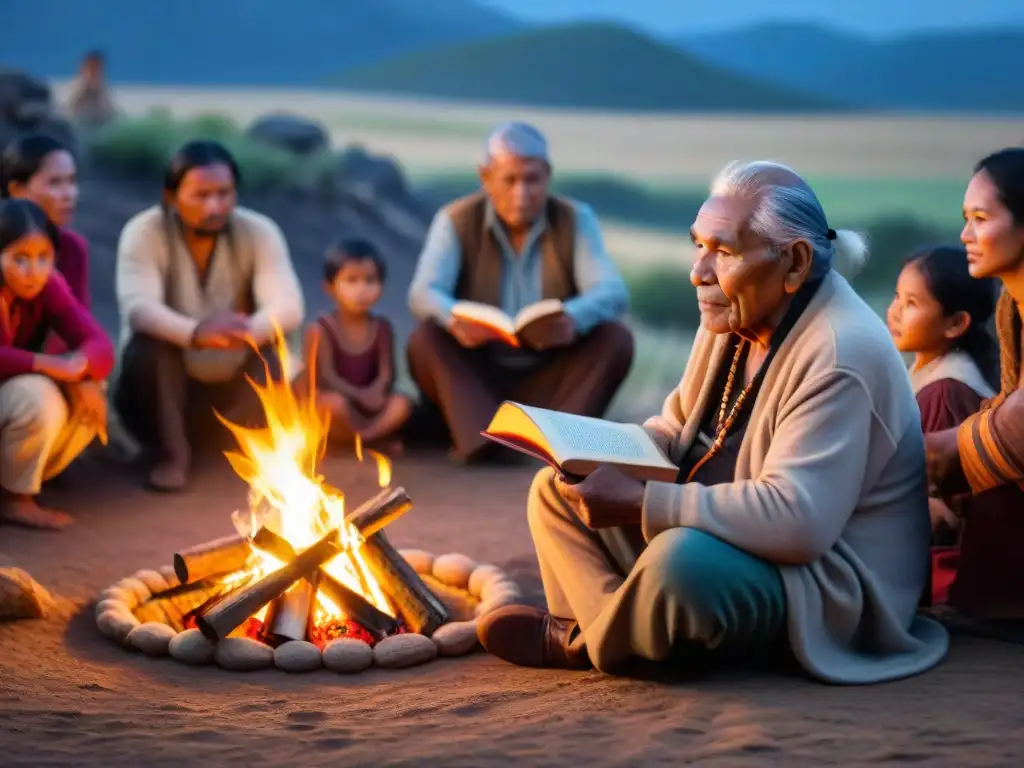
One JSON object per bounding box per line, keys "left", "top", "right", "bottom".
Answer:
{"left": 2, "top": 453, "right": 1024, "bottom": 767}
{"left": 3, "top": 88, "right": 1024, "bottom": 765}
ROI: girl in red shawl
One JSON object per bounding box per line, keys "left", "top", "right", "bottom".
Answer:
{"left": 887, "top": 245, "right": 1001, "bottom": 605}
{"left": 0, "top": 199, "right": 113, "bottom": 530}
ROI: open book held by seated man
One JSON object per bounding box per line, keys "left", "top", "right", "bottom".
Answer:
{"left": 406, "top": 121, "right": 633, "bottom": 463}
{"left": 112, "top": 140, "right": 304, "bottom": 493}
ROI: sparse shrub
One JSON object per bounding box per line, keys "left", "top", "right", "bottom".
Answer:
{"left": 608, "top": 322, "right": 693, "bottom": 422}
{"left": 86, "top": 111, "right": 334, "bottom": 192}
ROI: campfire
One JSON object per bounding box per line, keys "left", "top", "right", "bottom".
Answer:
{"left": 95, "top": 334, "right": 522, "bottom": 673}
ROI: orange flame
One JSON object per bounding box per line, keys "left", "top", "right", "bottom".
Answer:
{"left": 218, "top": 328, "right": 394, "bottom": 620}
{"left": 355, "top": 433, "right": 391, "bottom": 488}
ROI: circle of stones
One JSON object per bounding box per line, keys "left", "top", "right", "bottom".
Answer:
{"left": 94, "top": 550, "right": 522, "bottom": 673}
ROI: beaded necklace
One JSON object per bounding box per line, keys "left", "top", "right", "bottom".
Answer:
{"left": 681, "top": 276, "right": 826, "bottom": 484}
{"left": 685, "top": 339, "right": 759, "bottom": 483}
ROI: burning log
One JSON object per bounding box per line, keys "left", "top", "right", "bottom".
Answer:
{"left": 361, "top": 532, "right": 449, "bottom": 636}
{"left": 344, "top": 486, "right": 413, "bottom": 538}
{"left": 133, "top": 577, "right": 238, "bottom": 632}
{"left": 263, "top": 578, "right": 318, "bottom": 646}
{"left": 173, "top": 534, "right": 252, "bottom": 585}
{"left": 196, "top": 530, "right": 339, "bottom": 641}
{"left": 251, "top": 527, "right": 398, "bottom": 638}
{"left": 195, "top": 487, "right": 415, "bottom": 642}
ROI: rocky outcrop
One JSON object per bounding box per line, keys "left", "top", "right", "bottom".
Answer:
{"left": 0, "top": 68, "right": 76, "bottom": 152}
{"left": 246, "top": 112, "right": 330, "bottom": 156}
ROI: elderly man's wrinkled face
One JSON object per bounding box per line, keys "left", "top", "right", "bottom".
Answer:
{"left": 479, "top": 154, "right": 550, "bottom": 231}
{"left": 689, "top": 195, "right": 811, "bottom": 337}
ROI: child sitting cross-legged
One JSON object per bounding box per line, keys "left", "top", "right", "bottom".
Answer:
{"left": 302, "top": 238, "right": 411, "bottom": 453}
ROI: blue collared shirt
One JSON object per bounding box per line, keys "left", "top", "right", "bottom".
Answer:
{"left": 408, "top": 197, "right": 629, "bottom": 335}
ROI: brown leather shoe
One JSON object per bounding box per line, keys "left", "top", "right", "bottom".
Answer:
{"left": 477, "top": 605, "right": 592, "bottom": 669}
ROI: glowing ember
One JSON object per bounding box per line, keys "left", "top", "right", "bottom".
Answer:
{"left": 217, "top": 330, "right": 397, "bottom": 630}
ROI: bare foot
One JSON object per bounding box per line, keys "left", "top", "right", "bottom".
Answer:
{"left": 0, "top": 492, "right": 73, "bottom": 530}
{"left": 148, "top": 461, "right": 189, "bottom": 493}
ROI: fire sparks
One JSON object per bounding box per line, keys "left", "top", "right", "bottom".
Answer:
{"left": 217, "top": 330, "right": 396, "bottom": 627}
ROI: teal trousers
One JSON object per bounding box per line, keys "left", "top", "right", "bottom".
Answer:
{"left": 527, "top": 467, "right": 787, "bottom": 672}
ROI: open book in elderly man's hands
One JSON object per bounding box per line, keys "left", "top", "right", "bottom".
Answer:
{"left": 482, "top": 402, "right": 679, "bottom": 482}
{"left": 451, "top": 299, "right": 564, "bottom": 347}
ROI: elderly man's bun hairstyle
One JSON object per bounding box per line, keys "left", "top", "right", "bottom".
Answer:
{"left": 710, "top": 160, "right": 869, "bottom": 281}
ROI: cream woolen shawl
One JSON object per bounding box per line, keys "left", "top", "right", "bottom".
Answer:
{"left": 115, "top": 205, "right": 304, "bottom": 382}
{"left": 642, "top": 271, "right": 949, "bottom": 684}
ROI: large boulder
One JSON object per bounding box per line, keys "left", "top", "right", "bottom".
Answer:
{"left": 0, "top": 567, "right": 55, "bottom": 621}
{"left": 0, "top": 69, "right": 51, "bottom": 126}
{"left": 247, "top": 113, "right": 330, "bottom": 156}
{"left": 334, "top": 144, "right": 408, "bottom": 201}
{"left": 0, "top": 68, "right": 75, "bottom": 153}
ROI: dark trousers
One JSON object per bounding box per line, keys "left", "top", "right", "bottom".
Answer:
{"left": 112, "top": 333, "right": 280, "bottom": 464}
{"left": 406, "top": 320, "right": 635, "bottom": 456}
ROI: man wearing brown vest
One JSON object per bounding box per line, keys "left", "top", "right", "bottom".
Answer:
{"left": 407, "top": 122, "right": 634, "bottom": 462}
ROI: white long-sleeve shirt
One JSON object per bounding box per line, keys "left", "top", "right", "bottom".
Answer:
{"left": 115, "top": 205, "right": 304, "bottom": 382}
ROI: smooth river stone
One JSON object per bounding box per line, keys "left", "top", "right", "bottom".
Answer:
{"left": 373, "top": 633, "right": 438, "bottom": 669}
{"left": 467, "top": 564, "right": 505, "bottom": 599}
{"left": 431, "top": 554, "right": 477, "bottom": 590}
{"left": 215, "top": 637, "right": 274, "bottom": 671}
{"left": 475, "top": 584, "right": 523, "bottom": 618}
{"left": 274, "top": 641, "right": 322, "bottom": 672}
{"left": 481, "top": 578, "right": 522, "bottom": 604}
{"left": 0, "top": 567, "right": 54, "bottom": 621}
{"left": 158, "top": 564, "right": 181, "bottom": 589}
{"left": 322, "top": 639, "right": 373, "bottom": 673}
{"left": 97, "top": 608, "right": 140, "bottom": 644}
{"left": 398, "top": 549, "right": 435, "bottom": 575}
{"left": 168, "top": 628, "right": 216, "bottom": 665}
{"left": 131, "top": 569, "right": 170, "bottom": 595}
{"left": 98, "top": 586, "right": 139, "bottom": 611}
{"left": 431, "top": 621, "right": 480, "bottom": 656}
{"left": 128, "top": 622, "right": 176, "bottom": 656}
{"left": 94, "top": 598, "right": 126, "bottom": 618}
{"left": 115, "top": 577, "right": 151, "bottom": 604}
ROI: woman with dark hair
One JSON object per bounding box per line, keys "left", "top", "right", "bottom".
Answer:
{"left": 1, "top": 133, "right": 91, "bottom": 338}
{"left": 927, "top": 147, "right": 1024, "bottom": 628}
{"left": 0, "top": 199, "right": 114, "bottom": 530}
{"left": 113, "top": 139, "right": 304, "bottom": 492}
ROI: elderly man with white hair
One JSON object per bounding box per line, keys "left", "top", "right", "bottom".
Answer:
{"left": 406, "top": 122, "right": 633, "bottom": 463}
{"left": 478, "top": 160, "right": 950, "bottom": 684}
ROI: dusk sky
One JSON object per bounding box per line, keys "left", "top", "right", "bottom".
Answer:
{"left": 481, "top": 0, "right": 1024, "bottom": 36}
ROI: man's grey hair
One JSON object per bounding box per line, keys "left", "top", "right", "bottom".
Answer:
{"left": 483, "top": 121, "right": 550, "bottom": 164}
{"left": 709, "top": 160, "right": 869, "bottom": 280}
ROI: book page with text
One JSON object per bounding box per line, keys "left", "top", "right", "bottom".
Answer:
{"left": 527, "top": 407, "right": 669, "bottom": 467}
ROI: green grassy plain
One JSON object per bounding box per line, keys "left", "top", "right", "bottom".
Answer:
{"left": 70, "top": 83, "right": 1007, "bottom": 419}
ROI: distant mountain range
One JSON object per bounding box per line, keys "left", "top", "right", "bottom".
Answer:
{"left": 1, "top": 0, "right": 521, "bottom": 85}
{"left": 334, "top": 24, "right": 832, "bottom": 112}
{"left": 679, "top": 22, "right": 1024, "bottom": 113}
{"left": 4, "top": 1, "right": 1022, "bottom": 113}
